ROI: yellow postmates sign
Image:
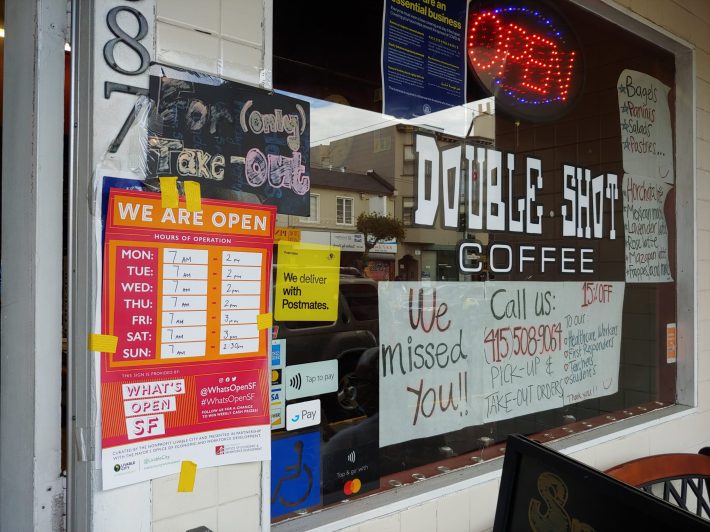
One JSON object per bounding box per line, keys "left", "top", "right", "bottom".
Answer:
{"left": 275, "top": 241, "right": 340, "bottom": 321}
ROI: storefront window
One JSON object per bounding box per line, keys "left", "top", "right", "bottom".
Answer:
{"left": 270, "top": 0, "right": 682, "bottom": 523}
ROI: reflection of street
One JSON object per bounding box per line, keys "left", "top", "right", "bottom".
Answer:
{"left": 272, "top": 440, "right": 313, "bottom": 507}
{"left": 364, "top": 260, "right": 393, "bottom": 281}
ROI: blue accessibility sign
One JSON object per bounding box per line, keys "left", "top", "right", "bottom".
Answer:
{"left": 271, "top": 431, "right": 321, "bottom": 518}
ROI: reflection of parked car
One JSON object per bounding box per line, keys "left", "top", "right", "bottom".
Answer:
{"left": 273, "top": 268, "right": 379, "bottom": 421}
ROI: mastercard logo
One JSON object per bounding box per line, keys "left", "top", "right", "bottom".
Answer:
{"left": 343, "top": 478, "right": 362, "bottom": 496}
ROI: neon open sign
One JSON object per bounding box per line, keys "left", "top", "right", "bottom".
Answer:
{"left": 467, "top": 3, "right": 583, "bottom": 121}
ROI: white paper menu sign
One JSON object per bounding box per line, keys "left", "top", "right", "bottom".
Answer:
{"left": 622, "top": 174, "right": 673, "bottom": 283}
{"left": 617, "top": 69, "right": 674, "bottom": 183}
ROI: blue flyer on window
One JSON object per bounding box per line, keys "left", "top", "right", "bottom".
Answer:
{"left": 382, "top": 0, "right": 467, "bottom": 118}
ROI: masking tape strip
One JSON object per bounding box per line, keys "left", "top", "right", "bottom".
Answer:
{"left": 159, "top": 176, "right": 179, "bottom": 208}
{"left": 257, "top": 312, "right": 273, "bottom": 330}
{"left": 184, "top": 180, "right": 202, "bottom": 212}
{"left": 88, "top": 334, "right": 118, "bottom": 353}
{"left": 177, "top": 460, "right": 197, "bottom": 492}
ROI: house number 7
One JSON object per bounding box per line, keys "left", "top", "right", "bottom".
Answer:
{"left": 103, "top": 2, "right": 151, "bottom": 152}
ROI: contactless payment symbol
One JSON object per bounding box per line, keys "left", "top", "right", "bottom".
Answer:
{"left": 322, "top": 441, "right": 379, "bottom": 505}
{"left": 284, "top": 360, "right": 337, "bottom": 400}
{"left": 271, "top": 431, "right": 321, "bottom": 518}
{"left": 289, "top": 372, "right": 302, "bottom": 390}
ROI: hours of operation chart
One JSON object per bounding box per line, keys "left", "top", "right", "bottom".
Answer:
{"left": 220, "top": 250, "right": 263, "bottom": 355}
{"left": 158, "top": 247, "right": 265, "bottom": 360}
{"left": 161, "top": 248, "right": 209, "bottom": 359}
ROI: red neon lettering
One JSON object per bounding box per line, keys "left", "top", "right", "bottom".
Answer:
{"left": 468, "top": 10, "right": 577, "bottom": 103}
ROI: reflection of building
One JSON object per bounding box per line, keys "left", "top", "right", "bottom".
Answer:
{"left": 310, "top": 103, "right": 494, "bottom": 281}
{"left": 276, "top": 166, "right": 397, "bottom": 279}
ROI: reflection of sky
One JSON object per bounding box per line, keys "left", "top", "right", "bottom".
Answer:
{"left": 275, "top": 89, "right": 494, "bottom": 146}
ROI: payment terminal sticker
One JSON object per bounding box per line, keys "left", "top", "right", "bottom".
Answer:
{"left": 270, "top": 387, "right": 285, "bottom": 430}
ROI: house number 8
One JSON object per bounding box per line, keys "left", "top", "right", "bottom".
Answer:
{"left": 103, "top": 6, "right": 150, "bottom": 75}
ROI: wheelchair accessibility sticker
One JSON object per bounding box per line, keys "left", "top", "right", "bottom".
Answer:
{"left": 271, "top": 431, "right": 321, "bottom": 518}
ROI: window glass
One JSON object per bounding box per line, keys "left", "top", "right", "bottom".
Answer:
{"left": 336, "top": 197, "right": 354, "bottom": 225}
{"left": 403, "top": 145, "right": 415, "bottom": 175}
{"left": 402, "top": 197, "right": 415, "bottom": 226}
{"left": 340, "top": 283, "right": 379, "bottom": 321}
{"left": 271, "top": 0, "right": 680, "bottom": 522}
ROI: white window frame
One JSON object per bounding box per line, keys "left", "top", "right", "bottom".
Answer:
{"left": 299, "top": 194, "right": 320, "bottom": 223}
{"left": 336, "top": 196, "right": 354, "bottom": 226}
{"left": 403, "top": 144, "right": 415, "bottom": 161}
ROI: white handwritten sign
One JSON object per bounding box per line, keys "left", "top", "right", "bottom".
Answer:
{"left": 622, "top": 174, "right": 673, "bottom": 283}
{"left": 480, "top": 282, "right": 624, "bottom": 423}
{"left": 378, "top": 281, "right": 625, "bottom": 447}
{"left": 378, "top": 283, "right": 483, "bottom": 446}
{"left": 618, "top": 69, "right": 673, "bottom": 183}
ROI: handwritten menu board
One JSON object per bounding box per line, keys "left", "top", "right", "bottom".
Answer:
{"left": 100, "top": 189, "right": 275, "bottom": 489}
{"left": 618, "top": 69, "right": 675, "bottom": 283}
{"left": 617, "top": 69, "right": 674, "bottom": 183}
{"left": 622, "top": 174, "right": 673, "bottom": 283}
{"left": 378, "top": 281, "right": 624, "bottom": 447}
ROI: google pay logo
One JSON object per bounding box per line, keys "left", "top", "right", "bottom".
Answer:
{"left": 286, "top": 399, "right": 320, "bottom": 431}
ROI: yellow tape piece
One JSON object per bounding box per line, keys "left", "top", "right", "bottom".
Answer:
{"left": 159, "top": 176, "right": 179, "bottom": 209}
{"left": 184, "top": 181, "right": 202, "bottom": 212}
{"left": 177, "top": 461, "right": 197, "bottom": 492}
{"left": 88, "top": 334, "right": 118, "bottom": 353}
{"left": 257, "top": 312, "right": 273, "bottom": 330}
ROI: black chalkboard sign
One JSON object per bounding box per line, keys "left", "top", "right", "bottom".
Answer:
{"left": 146, "top": 63, "right": 311, "bottom": 216}
{"left": 494, "top": 434, "right": 710, "bottom": 531}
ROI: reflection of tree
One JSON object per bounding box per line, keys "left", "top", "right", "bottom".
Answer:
{"left": 356, "top": 212, "right": 405, "bottom": 274}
